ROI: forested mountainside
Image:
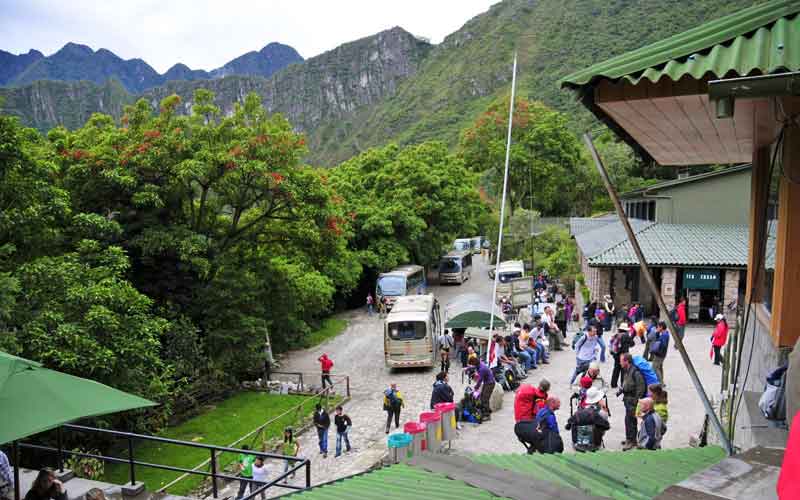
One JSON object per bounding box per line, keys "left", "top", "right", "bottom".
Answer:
{"left": 0, "top": 27, "right": 431, "bottom": 138}
{"left": 0, "top": 0, "right": 763, "bottom": 165}
{"left": 0, "top": 41, "right": 302, "bottom": 92}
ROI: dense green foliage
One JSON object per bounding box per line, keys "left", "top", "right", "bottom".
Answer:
{"left": 0, "top": 91, "right": 486, "bottom": 431}
{"left": 460, "top": 96, "right": 589, "bottom": 216}
{"left": 330, "top": 141, "right": 488, "bottom": 275}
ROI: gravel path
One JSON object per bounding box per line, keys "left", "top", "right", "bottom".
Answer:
{"left": 220, "top": 256, "right": 723, "bottom": 497}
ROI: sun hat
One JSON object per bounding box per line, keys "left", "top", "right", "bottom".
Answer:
{"left": 585, "top": 387, "right": 604, "bottom": 405}
{"left": 618, "top": 322, "right": 631, "bottom": 332}
{"left": 714, "top": 313, "right": 724, "bottom": 321}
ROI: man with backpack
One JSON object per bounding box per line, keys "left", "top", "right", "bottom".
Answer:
{"left": 566, "top": 387, "right": 610, "bottom": 452}
{"left": 312, "top": 404, "right": 331, "bottom": 458}
{"left": 438, "top": 329, "right": 455, "bottom": 373}
{"left": 383, "top": 383, "right": 404, "bottom": 434}
{"left": 637, "top": 397, "right": 665, "bottom": 450}
{"left": 514, "top": 380, "right": 550, "bottom": 423}
{"left": 649, "top": 321, "right": 670, "bottom": 387}
{"left": 570, "top": 325, "right": 600, "bottom": 385}
{"left": 619, "top": 353, "right": 646, "bottom": 451}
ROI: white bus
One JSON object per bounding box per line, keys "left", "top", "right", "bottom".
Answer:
{"left": 384, "top": 294, "right": 441, "bottom": 369}
{"left": 438, "top": 250, "right": 473, "bottom": 285}
{"left": 453, "top": 238, "right": 472, "bottom": 252}
{"left": 470, "top": 236, "right": 483, "bottom": 254}
{"left": 496, "top": 260, "right": 525, "bottom": 283}
{"left": 376, "top": 264, "right": 427, "bottom": 311}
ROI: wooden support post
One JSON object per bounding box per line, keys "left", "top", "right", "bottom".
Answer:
{"left": 769, "top": 97, "right": 800, "bottom": 348}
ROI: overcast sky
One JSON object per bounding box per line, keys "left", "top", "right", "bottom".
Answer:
{"left": 1, "top": 1, "right": 500, "bottom": 73}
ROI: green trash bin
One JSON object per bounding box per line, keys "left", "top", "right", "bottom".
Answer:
{"left": 387, "top": 432, "right": 413, "bottom": 464}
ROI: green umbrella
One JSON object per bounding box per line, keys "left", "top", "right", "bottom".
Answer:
{"left": 0, "top": 350, "right": 157, "bottom": 445}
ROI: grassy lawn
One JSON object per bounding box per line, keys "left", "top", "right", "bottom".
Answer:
{"left": 104, "top": 391, "right": 339, "bottom": 496}
{"left": 305, "top": 318, "right": 348, "bottom": 348}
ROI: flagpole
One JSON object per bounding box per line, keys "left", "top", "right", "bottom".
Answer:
{"left": 487, "top": 52, "right": 517, "bottom": 365}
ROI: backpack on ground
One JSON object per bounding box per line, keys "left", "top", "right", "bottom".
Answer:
{"left": 632, "top": 355, "right": 660, "bottom": 387}
{"left": 759, "top": 365, "right": 787, "bottom": 422}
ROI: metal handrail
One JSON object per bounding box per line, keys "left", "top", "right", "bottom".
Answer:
{"left": 17, "top": 423, "right": 311, "bottom": 499}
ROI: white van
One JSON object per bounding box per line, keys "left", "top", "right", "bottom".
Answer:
{"left": 384, "top": 294, "right": 441, "bottom": 369}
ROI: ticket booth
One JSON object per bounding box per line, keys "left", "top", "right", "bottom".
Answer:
{"left": 683, "top": 270, "right": 721, "bottom": 322}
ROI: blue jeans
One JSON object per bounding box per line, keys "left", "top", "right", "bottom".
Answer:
{"left": 367, "top": 304, "right": 374, "bottom": 316}
{"left": 517, "top": 349, "right": 532, "bottom": 370}
{"left": 317, "top": 427, "right": 328, "bottom": 453}
{"left": 570, "top": 359, "right": 592, "bottom": 384}
{"left": 597, "top": 336, "right": 607, "bottom": 363}
{"left": 535, "top": 343, "right": 547, "bottom": 363}
{"left": 335, "top": 430, "right": 351, "bottom": 456}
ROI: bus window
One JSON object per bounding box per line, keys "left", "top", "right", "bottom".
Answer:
{"left": 388, "top": 321, "right": 427, "bottom": 341}
{"left": 378, "top": 275, "right": 406, "bottom": 296}
{"left": 439, "top": 259, "right": 460, "bottom": 272}
{"left": 498, "top": 271, "right": 523, "bottom": 283}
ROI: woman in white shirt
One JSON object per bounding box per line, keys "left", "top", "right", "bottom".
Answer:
{"left": 251, "top": 457, "right": 271, "bottom": 500}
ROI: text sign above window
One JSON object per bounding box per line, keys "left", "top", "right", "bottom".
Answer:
{"left": 683, "top": 269, "right": 720, "bottom": 290}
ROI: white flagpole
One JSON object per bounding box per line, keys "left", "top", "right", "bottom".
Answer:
{"left": 487, "top": 52, "right": 518, "bottom": 367}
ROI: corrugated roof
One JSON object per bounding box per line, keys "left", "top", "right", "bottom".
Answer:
{"left": 560, "top": 1, "right": 800, "bottom": 88}
{"left": 284, "top": 463, "right": 510, "bottom": 499}
{"left": 621, "top": 164, "right": 751, "bottom": 199}
{"left": 569, "top": 216, "right": 618, "bottom": 237}
{"left": 473, "top": 446, "right": 727, "bottom": 500}
{"left": 575, "top": 219, "right": 655, "bottom": 259}
{"left": 588, "top": 224, "right": 749, "bottom": 267}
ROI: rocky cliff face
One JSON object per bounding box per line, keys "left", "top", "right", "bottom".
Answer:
{"left": 1, "top": 27, "right": 430, "bottom": 153}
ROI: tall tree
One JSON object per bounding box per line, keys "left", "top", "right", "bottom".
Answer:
{"left": 460, "top": 96, "right": 588, "bottom": 216}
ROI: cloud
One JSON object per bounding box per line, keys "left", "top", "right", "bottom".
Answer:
{"left": 0, "top": 0, "right": 499, "bottom": 73}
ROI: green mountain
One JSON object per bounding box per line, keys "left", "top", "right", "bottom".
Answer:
{"left": 0, "top": 48, "right": 44, "bottom": 85}
{"left": 1, "top": 0, "right": 763, "bottom": 164}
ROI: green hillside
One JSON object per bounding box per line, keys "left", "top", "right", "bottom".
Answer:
{"left": 308, "top": 0, "right": 765, "bottom": 165}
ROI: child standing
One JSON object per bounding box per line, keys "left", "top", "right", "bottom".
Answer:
{"left": 251, "top": 457, "right": 270, "bottom": 500}
{"left": 333, "top": 405, "right": 353, "bottom": 457}
{"left": 281, "top": 427, "right": 299, "bottom": 481}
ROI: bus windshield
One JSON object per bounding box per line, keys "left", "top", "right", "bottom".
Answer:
{"left": 377, "top": 275, "right": 406, "bottom": 296}
{"left": 498, "top": 271, "right": 523, "bottom": 283}
{"left": 388, "top": 321, "right": 427, "bottom": 340}
{"left": 439, "top": 259, "right": 461, "bottom": 273}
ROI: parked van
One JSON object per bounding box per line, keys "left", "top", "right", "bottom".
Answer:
{"left": 376, "top": 264, "right": 426, "bottom": 311}
{"left": 438, "top": 250, "right": 472, "bottom": 285}
{"left": 470, "top": 236, "right": 483, "bottom": 254}
{"left": 384, "top": 294, "right": 441, "bottom": 369}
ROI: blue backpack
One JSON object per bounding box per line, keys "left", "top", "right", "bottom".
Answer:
{"left": 632, "top": 355, "right": 660, "bottom": 387}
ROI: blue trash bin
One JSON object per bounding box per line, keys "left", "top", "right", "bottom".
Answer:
{"left": 387, "top": 432, "right": 413, "bottom": 463}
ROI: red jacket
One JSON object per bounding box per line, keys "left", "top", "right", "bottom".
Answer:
{"left": 514, "top": 384, "right": 547, "bottom": 423}
{"left": 677, "top": 302, "right": 687, "bottom": 326}
{"left": 319, "top": 355, "right": 333, "bottom": 372}
{"left": 711, "top": 322, "right": 729, "bottom": 347}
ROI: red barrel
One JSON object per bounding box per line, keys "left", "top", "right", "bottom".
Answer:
{"left": 404, "top": 422, "right": 426, "bottom": 455}
{"left": 419, "top": 411, "right": 442, "bottom": 452}
{"left": 434, "top": 402, "right": 457, "bottom": 441}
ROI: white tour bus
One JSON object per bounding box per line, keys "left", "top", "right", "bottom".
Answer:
{"left": 384, "top": 294, "right": 441, "bottom": 369}
{"left": 376, "top": 264, "right": 427, "bottom": 311}
{"left": 470, "top": 236, "right": 483, "bottom": 254}
{"left": 453, "top": 238, "right": 472, "bottom": 252}
{"left": 438, "top": 250, "right": 473, "bottom": 285}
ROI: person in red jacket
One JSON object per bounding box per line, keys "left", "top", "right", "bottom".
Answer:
{"left": 675, "top": 297, "right": 687, "bottom": 345}
{"left": 514, "top": 379, "right": 550, "bottom": 422}
{"left": 318, "top": 353, "right": 334, "bottom": 390}
{"left": 710, "top": 314, "right": 729, "bottom": 366}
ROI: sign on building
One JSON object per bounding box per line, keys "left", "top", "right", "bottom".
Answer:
{"left": 683, "top": 269, "right": 720, "bottom": 290}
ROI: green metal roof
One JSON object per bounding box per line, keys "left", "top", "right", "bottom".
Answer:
{"left": 561, "top": 0, "right": 800, "bottom": 88}
{"left": 588, "top": 224, "right": 749, "bottom": 267}
{"left": 621, "top": 164, "right": 752, "bottom": 199}
{"left": 285, "top": 464, "right": 510, "bottom": 499}
{"left": 472, "top": 446, "right": 727, "bottom": 500}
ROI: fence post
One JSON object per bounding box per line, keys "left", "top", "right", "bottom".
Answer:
{"left": 127, "top": 436, "right": 136, "bottom": 486}
{"left": 210, "top": 449, "right": 218, "bottom": 498}
{"left": 346, "top": 376, "right": 350, "bottom": 398}
{"left": 305, "top": 459, "right": 311, "bottom": 489}
{"left": 56, "top": 427, "right": 64, "bottom": 473}
{"left": 299, "top": 373, "right": 304, "bottom": 392}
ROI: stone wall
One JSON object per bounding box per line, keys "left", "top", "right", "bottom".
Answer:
{"left": 612, "top": 268, "right": 632, "bottom": 306}
{"left": 723, "top": 270, "right": 741, "bottom": 328}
